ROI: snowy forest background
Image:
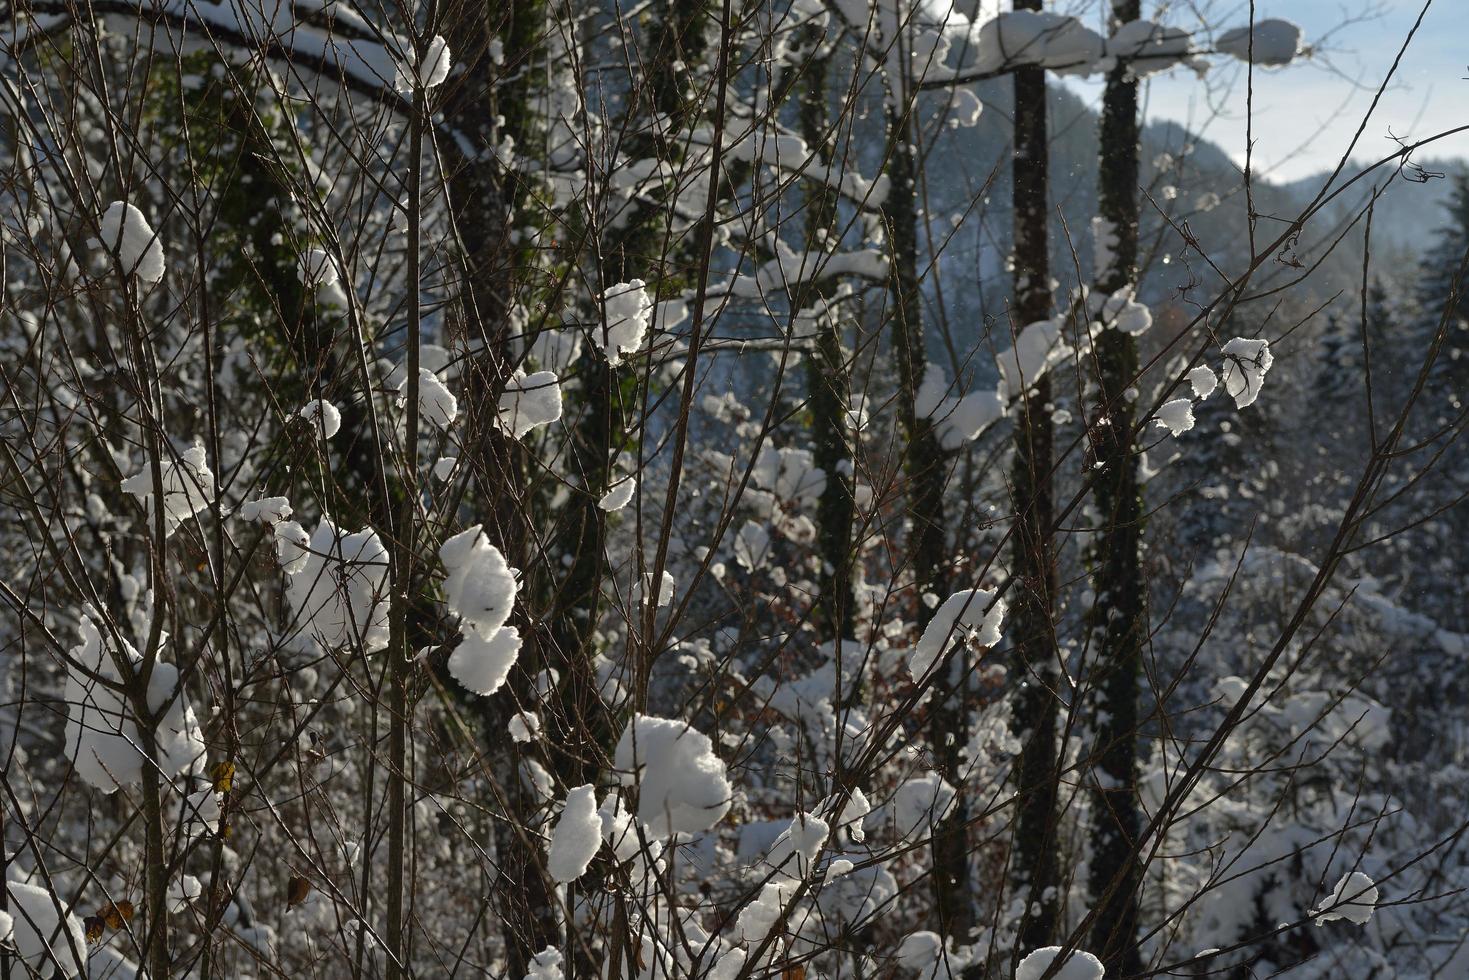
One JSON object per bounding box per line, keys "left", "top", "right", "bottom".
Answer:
{"left": 1, "top": 0, "right": 1467, "bottom": 977}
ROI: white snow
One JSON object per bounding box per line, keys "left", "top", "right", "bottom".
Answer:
{"left": 1220, "top": 337, "right": 1273, "bottom": 409}
{"left": 1101, "top": 291, "right": 1152, "bottom": 335}
{"left": 1092, "top": 217, "right": 1118, "bottom": 280}
{"left": 239, "top": 495, "right": 291, "bottom": 524}
{"left": 433, "top": 456, "right": 458, "bottom": 480}
{"left": 406, "top": 367, "right": 458, "bottom": 428}
{"left": 644, "top": 569, "right": 675, "bottom": 608}
{"left": 1106, "top": 20, "right": 1198, "bottom": 77}
{"left": 753, "top": 445, "right": 826, "bottom": 507}
{"left": 297, "top": 398, "right": 342, "bottom": 438}
{"left": 509, "top": 710, "right": 540, "bottom": 742}
{"left": 1217, "top": 19, "right": 1302, "bottom": 66}
{"left": 734, "top": 520, "right": 771, "bottom": 571}
{"left": 121, "top": 442, "right": 214, "bottom": 536}
{"left": 975, "top": 11, "right": 1104, "bottom": 73}
{"left": 892, "top": 772, "right": 956, "bottom": 840}
{"left": 1015, "top": 946, "right": 1105, "bottom": 980}
{"left": 827, "top": 786, "right": 870, "bottom": 843}
{"left": 274, "top": 519, "right": 312, "bottom": 574}
{"left": 764, "top": 812, "right": 830, "bottom": 879}
{"left": 394, "top": 34, "right": 451, "bottom": 91}
{"left": 498, "top": 370, "right": 563, "bottom": 439}
{"left": 547, "top": 784, "right": 603, "bottom": 882}
{"left": 736, "top": 881, "right": 790, "bottom": 944}
{"left": 599, "top": 477, "right": 636, "bottom": 512}
{"left": 64, "top": 614, "right": 205, "bottom": 792}
{"left": 997, "top": 319, "right": 1070, "bottom": 400}
{"left": 168, "top": 874, "right": 203, "bottom": 913}
{"left": 1312, "top": 871, "right": 1378, "bottom": 925}
{"left": 614, "top": 714, "right": 731, "bottom": 837}
{"left": 439, "top": 524, "right": 519, "bottom": 641}
{"left": 284, "top": 519, "right": 390, "bottom": 652}
{"left": 1187, "top": 364, "right": 1218, "bottom": 399}
{"left": 598, "top": 280, "right": 653, "bottom": 365}
{"left": 6, "top": 880, "right": 86, "bottom": 978}
{"left": 1153, "top": 398, "right": 1195, "bottom": 437}
{"left": 297, "top": 247, "right": 339, "bottom": 286}
{"left": 447, "top": 625, "right": 522, "bottom": 696}
{"left": 97, "top": 201, "right": 164, "bottom": 283}
{"left": 524, "top": 946, "right": 565, "bottom": 980}
{"left": 909, "top": 588, "right": 1006, "bottom": 680}
{"left": 940, "top": 389, "right": 1006, "bottom": 448}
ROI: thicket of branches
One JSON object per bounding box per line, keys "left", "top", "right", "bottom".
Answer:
{"left": 1, "top": 0, "right": 1467, "bottom": 978}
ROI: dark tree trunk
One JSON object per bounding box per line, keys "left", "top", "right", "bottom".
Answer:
{"left": 1009, "top": 5, "right": 1063, "bottom": 957}
{"left": 885, "top": 95, "right": 969, "bottom": 942}
{"left": 1087, "top": 3, "right": 1147, "bottom": 976}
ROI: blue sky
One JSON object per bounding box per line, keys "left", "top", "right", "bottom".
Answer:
{"left": 1060, "top": 0, "right": 1469, "bottom": 183}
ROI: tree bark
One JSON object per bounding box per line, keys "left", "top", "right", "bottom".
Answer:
{"left": 1087, "top": 3, "right": 1146, "bottom": 975}
{"left": 1009, "top": 5, "right": 1063, "bottom": 956}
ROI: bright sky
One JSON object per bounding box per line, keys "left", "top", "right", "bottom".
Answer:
{"left": 1061, "top": 1, "right": 1469, "bottom": 183}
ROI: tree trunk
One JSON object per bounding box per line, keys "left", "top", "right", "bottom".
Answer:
{"left": 885, "top": 94, "right": 969, "bottom": 943}
{"left": 1087, "top": 3, "right": 1146, "bottom": 975}
{"left": 1009, "top": 7, "right": 1063, "bottom": 956}
{"left": 799, "top": 51, "right": 858, "bottom": 646}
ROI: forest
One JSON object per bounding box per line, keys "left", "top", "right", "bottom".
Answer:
{"left": 0, "top": 0, "right": 1466, "bottom": 977}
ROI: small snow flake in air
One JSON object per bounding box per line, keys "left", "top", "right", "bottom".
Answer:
{"left": 96, "top": 201, "right": 165, "bottom": 283}
{"left": 1311, "top": 871, "right": 1378, "bottom": 925}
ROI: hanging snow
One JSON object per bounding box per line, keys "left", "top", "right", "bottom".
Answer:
{"left": 1220, "top": 337, "right": 1273, "bottom": 409}
{"left": 1217, "top": 19, "right": 1302, "bottom": 66}
{"left": 614, "top": 714, "right": 731, "bottom": 837}
{"left": 439, "top": 524, "right": 519, "bottom": 640}
{"left": 97, "top": 201, "right": 164, "bottom": 283}
{"left": 909, "top": 588, "right": 1006, "bottom": 680}
{"left": 598, "top": 280, "right": 653, "bottom": 365}
{"left": 447, "top": 625, "right": 522, "bottom": 696}
{"left": 121, "top": 442, "right": 214, "bottom": 536}
{"left": 498, "top": 370, "right": 563, "bottom": 439}
{"left": 284, "top": 519, "right": 390, "bottom": 652}
{"left": 1312, "top": 871, "right": 1378, "bottom": 925}
{"left": 1015, "top": 947, "right": 1105, "bottom": 980}
{"left": 1153, "top": 398, "right": 1195, "bottom": 437}
{"left": 547, "top": 784, "right": 603, "bottom": 883}
{"left": 296, "top": 399, "right": 342, "bottom": 439}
